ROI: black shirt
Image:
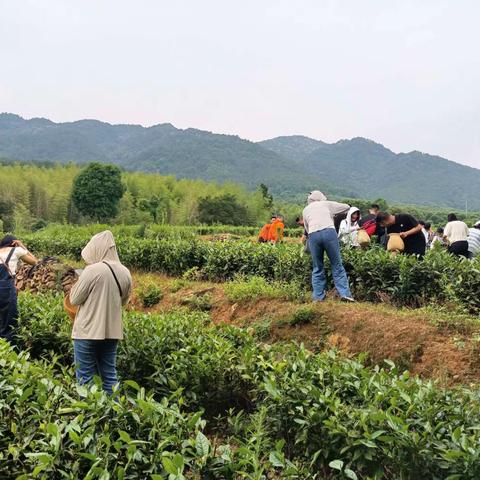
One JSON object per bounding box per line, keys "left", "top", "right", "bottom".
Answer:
{"left": 387, "top": 214, "right": 426, "bottom": 256}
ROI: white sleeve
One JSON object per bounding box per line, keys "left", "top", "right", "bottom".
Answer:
{"left": 15, "top": 247, "right": 29, "bottom": 260}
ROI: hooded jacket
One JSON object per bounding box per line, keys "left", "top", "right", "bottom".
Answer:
{"left": 302, "top": 191, "right": 350, "bottom": 235}
{"left": 70, "top": 231, "right": 132, "bottom": 340}
{"left": 338, "top": 207, "right": 361, "bottom": 246}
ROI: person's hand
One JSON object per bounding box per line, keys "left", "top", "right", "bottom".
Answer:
{"left": 12, "top": 240, "right": 27, "bottom": 249}
{"left": 399, "top": 232, "right": 408, "bottom": 239}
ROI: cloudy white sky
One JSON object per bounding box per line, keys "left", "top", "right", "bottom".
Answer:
{"left": 1, "top": 0, "right": 479, "bottom": 168}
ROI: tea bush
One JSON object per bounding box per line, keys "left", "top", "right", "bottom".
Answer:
{"left": 137, "top": 283, "right": 164, "bottom": 307}
{"left": 0, "top": 341, "right": 226, "bottom": 479}
{"left": 12, "top": 292, "right": 480, "bottom": 478}
{"left": 224, "top": 276, "right": 306, "bottom": 303}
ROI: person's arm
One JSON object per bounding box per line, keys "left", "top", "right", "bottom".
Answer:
{"left": 121, "top": 273, "right": 132, "bottom": 306}
{"left": 443, "top": 224, "right": 452, "bottom": 243}
{"left": 399, "top": 223, "right": 423, "bottom": 239}
{"left": 302, "top": 209, "right": 309, "bottom": 235}
{"left": 326, "top": 201, "right": 350, "bottom": 216}
{"left": 70, "top": 269, "right": 95, "bottom": 306}
{"left": 13, "top": 241, "right": 37, "bottom": 266}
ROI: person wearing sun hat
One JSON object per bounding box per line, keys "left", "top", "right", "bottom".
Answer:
{"left": 467, "top": 220, "right": 480, "bottom": 259}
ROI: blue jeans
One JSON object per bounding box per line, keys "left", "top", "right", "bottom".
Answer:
{"left": 73, "top": 339, "right": 119, "bottom": 395}
{"left": 308, "top": 228, "right": 352, "bottom": 300}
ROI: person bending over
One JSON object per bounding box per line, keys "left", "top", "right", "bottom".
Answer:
{"left": 444, "top": 213, "right": 469, "bottom": 258}
{"left": 302, "top": 191, "right": 354, "bottom": 302}
{"left": 376, "top": 212, "right": 426, "bottom": 257}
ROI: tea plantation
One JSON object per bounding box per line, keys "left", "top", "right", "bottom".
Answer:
{"left": 1, "top": 291, "right": 480, "bottom": 479}
{"left": 2, "top": 226, "right": 480, "bottom": 478}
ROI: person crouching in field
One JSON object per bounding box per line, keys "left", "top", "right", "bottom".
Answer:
{"left": 376, "top": 212, "right": 426, "bottom": 257}
{"left": 269, "top": 215, "right": 285, "bottom": 244}
{"left": 0, "top": 236, "right": 37, "bottom": 344}
{"left": 302, "top": 191, "right": 354, "bottom": 302}
{"left": 70, "top": 231, "right": 132, "bottom": 395}
{"left": 338, "top": 207, "right": 361, "bottom": 247}
{"left": 258, "top": 216, "right": 274, "bottom": 243}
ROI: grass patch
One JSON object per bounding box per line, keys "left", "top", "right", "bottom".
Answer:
{"left": 224, "top": 276, "right": 307, "bottom": 303}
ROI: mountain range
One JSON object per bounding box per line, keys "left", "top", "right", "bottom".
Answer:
{"left": 0, "top": 113, "right": 478, "bottom": 209}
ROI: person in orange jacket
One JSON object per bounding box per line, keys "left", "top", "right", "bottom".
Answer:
{"left": 269, "top": 215, "right": 285, "bottom": 243}
{"left": 258, "top": 215, "right": 275, "bottom": 243}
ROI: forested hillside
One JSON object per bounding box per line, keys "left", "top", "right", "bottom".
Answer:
{"left": 2, "top": 113, "right": 480, "bottom": 208}
{"left": 0, "top": 163, "right": 273, "bottom": 231}
{"left": 0, "top": 114, "right": 318, "bottom": 198}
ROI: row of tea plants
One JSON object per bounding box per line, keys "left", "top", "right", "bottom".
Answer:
{"left": 24, "top": 229, "right": 480, "bottom": 312}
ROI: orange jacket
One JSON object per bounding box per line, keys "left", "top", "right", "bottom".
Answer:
{"left": 269, "top": 219, "right": 285, "bottom": 243}
{"left": 258, "top": 223, "right": 271, "bottom": 241}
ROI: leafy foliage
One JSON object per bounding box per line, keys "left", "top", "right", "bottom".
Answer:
{"left": 11, "top": 293, "right": 480, "bottom": 479}
{"left": 71, "top": 163, "right": 126, "bottom": 222}
{"left": 198, "top": 194, "right": 251, "bottom": 225}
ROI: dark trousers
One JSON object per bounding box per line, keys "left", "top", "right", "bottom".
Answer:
{"left": 448, "top": 240, "right": 469, "bottom": 258}
{"left": 0, "top": 279, "right": 18, "bottom": 344}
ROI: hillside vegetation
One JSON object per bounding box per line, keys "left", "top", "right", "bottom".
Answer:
{"left": 2, "top": 113, "right": 480, "bottom": 208}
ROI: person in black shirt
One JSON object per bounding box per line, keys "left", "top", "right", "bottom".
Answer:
{"left": 376, "top": 212, "right": 426, "bottom": 257}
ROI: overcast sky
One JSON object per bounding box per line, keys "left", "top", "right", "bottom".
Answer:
{"left": 1, "top": 0, "right": 479, "bottom": 168}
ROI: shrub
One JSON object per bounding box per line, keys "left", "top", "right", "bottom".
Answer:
{"left": 288, "top": 306, "right": 316, "bottom": 326}
{"left": 137, "top": 283, "right": 164, "bottom": 308}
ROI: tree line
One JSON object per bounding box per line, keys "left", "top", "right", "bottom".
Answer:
{"left": 0, "top": 161, "right": 478, "bottom": 233}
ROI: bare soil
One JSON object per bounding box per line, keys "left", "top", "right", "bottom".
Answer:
{"left": 130, "top": 272, "right": 480, "bottom": 386}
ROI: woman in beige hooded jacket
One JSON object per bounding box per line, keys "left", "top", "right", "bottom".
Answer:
{"left": 70, "top": 231, "right": 132, "bottom": 394}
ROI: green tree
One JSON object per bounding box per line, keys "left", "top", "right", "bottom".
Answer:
{"left": 71, "top": 163, "right": 125, "bottom": 222}
{"left": 198, "top": 194, "right": 250, "bottom": 225}
{"left": 259, "top": 183, "right": 273, "bottom": 210}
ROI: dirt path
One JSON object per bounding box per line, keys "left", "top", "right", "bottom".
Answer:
{"left": 130, "top": 273, "right": 480, "bottom": 386}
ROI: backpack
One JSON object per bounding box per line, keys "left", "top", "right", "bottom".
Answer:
{"left": 361, "top": 219, "right": 377, "bottom": 237}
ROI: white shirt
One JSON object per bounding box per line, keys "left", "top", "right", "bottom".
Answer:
{"left": 303, "top": 200, "right": 350, "bottom": 235}
{"left": 422, "top": 228, "right": 429, "bottom": 244}
{"left": 444, "top": 221, "right": 469, "bottom": 244}
{"left": 338, "top": 219, "right": 360, "bottom": 246}
{"left": 0, "top": 247, "right": 28, "bottom": 275}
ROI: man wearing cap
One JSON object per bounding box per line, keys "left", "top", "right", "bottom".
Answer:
{"left": 302, "top": 191, "right": 354, "bottom": 302}
{"left": 467, "top": 221, "right": 480, "bottom": 259}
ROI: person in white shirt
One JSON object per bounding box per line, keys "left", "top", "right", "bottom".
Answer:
{"left": 338, "top": 207, "right": 361, "bottom": 247}
{"left": 444, "top": 213, "right": 470, "bottom": 257}
{"left": 0, "top": 235, "right": 37, "bottom": 343}
{"left": 302, "top": 191, "right": 354, "bottom": 302}
{"left": 467, "top": 220, "right": 480, "bottom": 259}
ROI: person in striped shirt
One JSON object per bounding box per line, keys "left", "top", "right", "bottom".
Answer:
{"left": 467, "top": 220, "right": 480, "bottom": 259}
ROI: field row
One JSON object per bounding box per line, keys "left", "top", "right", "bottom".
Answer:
{"left": 24, "top": 229, "right": 480, "bottom": 312}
